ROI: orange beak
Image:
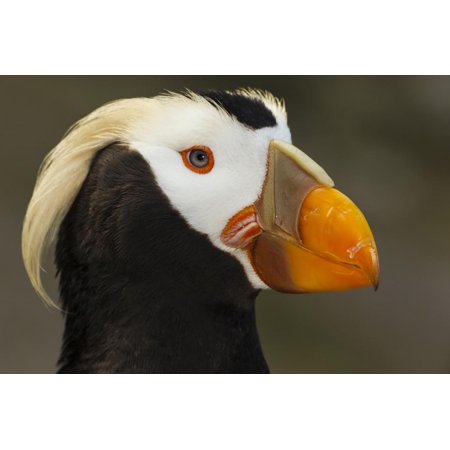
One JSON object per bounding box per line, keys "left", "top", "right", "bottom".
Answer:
{"left": 221, "top": 140, "right": 379, "bottom": 294}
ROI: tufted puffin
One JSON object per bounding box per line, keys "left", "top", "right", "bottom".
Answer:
{"left": 22, "top": 89, "right": 379, "bottom": 373}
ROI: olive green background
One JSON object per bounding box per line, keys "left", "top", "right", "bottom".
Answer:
{"left": 1, "top": 76, "right": 449, "bottom": 373}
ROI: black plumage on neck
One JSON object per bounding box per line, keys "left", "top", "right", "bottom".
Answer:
{"left": 55, "top": 143, "right": 269, "bottom": 373}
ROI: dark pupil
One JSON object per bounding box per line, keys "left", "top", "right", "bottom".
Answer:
{"left": 189, "top": 150, "right": 209, "bottom": 168}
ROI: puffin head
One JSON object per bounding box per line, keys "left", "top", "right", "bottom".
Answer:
{"left": 23, "top": 89, "right": 379, "bottom": 309}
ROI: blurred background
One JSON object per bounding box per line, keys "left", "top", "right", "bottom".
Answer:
{"left": 1, "top": 76, "right": 449, "bottom": 373}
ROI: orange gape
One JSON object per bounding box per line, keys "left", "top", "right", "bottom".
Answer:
{"left": 221, "top": 205, "right": 262, "bottom": 249}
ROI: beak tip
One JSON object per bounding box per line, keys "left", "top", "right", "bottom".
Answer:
{"left": 354, "top": 245, "right": 380, "bottom": 292}
{"left": 372, "top": 265, "right": 380, "bottom": 291}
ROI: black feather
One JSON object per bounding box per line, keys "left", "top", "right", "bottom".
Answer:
{"left": 56, "top": 143, "right": 269, "bottom": 373}
{"left": 193, "top": 89, "right": 278, "bottom": 130}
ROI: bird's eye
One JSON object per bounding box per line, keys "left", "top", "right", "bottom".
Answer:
{"left": 181, "top": 146, "right": 214, "bottom": 174}
{"left": 189, "top": 149, "right": 209, "bottom": 167}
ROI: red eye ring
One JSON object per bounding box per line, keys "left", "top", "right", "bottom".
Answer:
{"left": 181, "top": 145, "right": 214, "bottom": 174}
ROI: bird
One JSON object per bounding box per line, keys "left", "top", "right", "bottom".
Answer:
{"left": 22, "top": 89, "right": 379, "bottom": 373}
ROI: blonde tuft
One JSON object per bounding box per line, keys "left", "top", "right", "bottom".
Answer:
{"left": 234, "top": 88, "right": 287, "bottom": 118}
{"left": 22, "top": 98, "right": 155, "bottom": 307}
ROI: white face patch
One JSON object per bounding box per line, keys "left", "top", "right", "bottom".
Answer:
{"left": 128, "top": 95, "right": 291, "bottom": 289}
